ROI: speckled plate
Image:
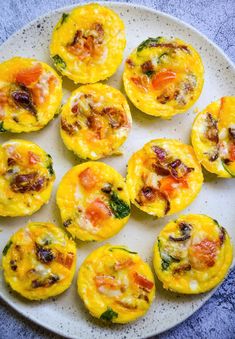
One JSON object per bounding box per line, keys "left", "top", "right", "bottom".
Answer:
{"left": 0, "top": 2, "right": 234, "bottom": 338}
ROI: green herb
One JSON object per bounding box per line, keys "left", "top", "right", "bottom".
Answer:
{"left": 109, "top": 247, "right": 137, "bottom": 254}
{"left": 61, "top": 13, "right": 69, "bottom": 25}
{"left": 145, "top": 70, "right": 155, "bottom": 77}
{"left": 46, "top": 154, "right": 55, "bottom": 176}
{"left": 52, "top": 55, "right": 66, "bottom": 70}
{"left": 109, "top": 191, "right": 130, "bottom": 219}
{"left": 222, "top": 160, "right": 235, "bottom": 177}
{"left": 158, "top": 239, "right": 180, "bottom": 271}
{"left": 3, "top": 240, "right": 12, "bottom": 256}
{"left": 137, "top": 37, "right": 162, "bottom": 53}
{"left": 100, "top": 307, "right": 118, "bottom": 322}
{"left": 0, "top": 121, "right": 7, "bottom": 132}
{"left": 159, "top": 52, "right": 168, "bottom": 62}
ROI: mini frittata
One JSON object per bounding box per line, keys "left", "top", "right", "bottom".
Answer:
{"left": 60, "top": 83, "right": 132, "bottom": 160}
{"left": 153, "top": 214, "right": 233, "bottom": 294}
{"left": 123, "top": 37, "right": 204, "bottom": 118}
{"left": 50, "top": 4, "right": 126, "bottom": 83}
{"left": 0, "top": 57, "right": 62, "bottom": 133}
{"left": 192, "top": 96, "right": 235, "bottom": 178}
{"left": 56, "top": 162, "right": 130, "bottom": 241}
{"left": 77, "top": 244, "right": 155, "bottom": 323}
{"left": 2, "top": 222, "right": 76, "bottom": 300}
{"left": 126, "top": 139, "right": 203, "bottom": 217}
{"left": 0, "top": 139, "right": 55, "bottom": 217}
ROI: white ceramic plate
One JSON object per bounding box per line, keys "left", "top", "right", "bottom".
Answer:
{"left": 0, "top": 2, "right": 234, "bottom": 338}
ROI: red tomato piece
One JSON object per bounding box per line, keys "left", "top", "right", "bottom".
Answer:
{"left": 85, "top": 198, "right": 111, "bottom": 226}
{"left": 189, "top": 238, "right": 218, "bottom": 270}
{"left": 229, "top": 143, "right": 235, "bottom": 161}
{"left": 56, "top": 251, "right": 74, "bottom": 269}
{"left": 28, "top": 151, "right": 40, "bottom": 165}
{"left": 159, "top": 175, "right": 188, "bottom": 198}
{"left": 133, "top": 272, "right": 154, "bottom": 291}
{"left": 15, "top": 63, "right": 42, "bottom": 86}
{"left": 78, "top": 167, "right": 98, "bottom": 190}
{"left": 152, "top": 70, "right": 176, "bottom": 89}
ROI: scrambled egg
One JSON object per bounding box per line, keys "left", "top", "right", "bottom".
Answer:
{"left": 191, "top": 96, "right": 235, "bottom": 177}
{"left": 153, "top": 214, "right": 233, "bottom": 294}
{"left": 50, "top": 4, "right": 126, "bottom": 83}
{"left": 0, "top": 139, "right": 55, "bottom": 216}
{"left": 0, "top": 57, "right": 62, "bottom": 133}
{"left": 2, "top": 222, "right": 76, "bottom": 300}
{"left": 60, "top": 83, "right": 132, "bottom": 160}
{"left": 123, "top": 37, "right": 204, "bottom": 118}
{"left": 77, "top": 244, "right": 155, "bottom": 323}
{"left": 126, "top": 139, "right": 203, "bottom": 217}
{"left": 56, "top": 162, "right": 130, "bottom": 241}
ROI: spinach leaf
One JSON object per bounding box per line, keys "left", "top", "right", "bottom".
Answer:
{"left": 3, "top": 240, "right": 13, "bottom": 256}
{"left": 145, "top": 70, "right": 155, "bottom": 77}
{"left": 158, "top": 239, "right": 180, "bottom": 271}
{"left": 137, "top": 37, "right": 162, "bottom": 53}
{"left": 61, "top": 13, "right": 69, "bottom": 25}
{"left": 100, "top": 307, "right": 118, "bottom": 322}
{"left": 0, "top": 121, "right": 7, "bottom": 132}
{"left": 46, "top": 154, "right": 54, "bottom": 176}
{"left": 109, "top": 247, "right": 137, "bottom": 254}
{"left": 52, "top": 55, "right": 66, "bottom": 70}
{"left": 109, "top": 191, "right": 130, "bottom": 219}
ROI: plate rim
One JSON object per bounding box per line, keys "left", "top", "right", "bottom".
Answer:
{"left": 0, "top": 1, "right": 234, "bottom": 338}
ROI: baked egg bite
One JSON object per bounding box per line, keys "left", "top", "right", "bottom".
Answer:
{"left": 77, "top": 244, "right": 155, "bottom": 323}
{"left": 0, "top": 139, "right": 55, "bottom": 217}
{"left": 50, "top": 4, "right": 126, "bottom": 83}
{"left": 126, "top": 139, "right": 203, "bottom": 217}
{"left": 0, "top": 57, "right": 62, "bottom": 133}
{"left": 153, "top": 214, "right": 233, "bottom": 294}
{"left": 123, "top": 37, "right": 204, "bottom": 118}
{"left": 60, "top": 83, "right": 132, "bottom": 160}
{"left": 192, "top": 96, "right": 235, "bottom": 178}
{"left": 56, "top": 162, "right": 130, "bottom": 241}
{"left": 2, "top": 222, "right": 76, "bottom": 300}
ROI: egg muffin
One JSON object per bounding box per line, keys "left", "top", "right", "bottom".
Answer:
{"left": 56, "top": 162, "right": 130, "bottom": 241}
{"left": 2, "top": 222, "right": 76, "bottom": 300}
{"left": 123, "top": 37, "right": 204, "bottom": 118}
{"left": 77, "top": 244, "right": 155, "bottom": 323}
{"left": 50, "top": 4, "right": 126, "bottom": 83}
{"left": 60, "top": 83, "right": 132, "bottom": 160}
{"left": 0, "top": 57, "right": 62, "bottom": 133}
{"left": 0, "top": 139, "right": 55, "bottom": 217}
{"left": 192, "top": 96, "right": 235, "bottom": 178}
{"left": 126, "top": 139, "right": 203, "bottom": 217}
{"left": 153, "top": 214, "right": 233, "bottom": 294}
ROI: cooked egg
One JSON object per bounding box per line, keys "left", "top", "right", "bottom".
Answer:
{"left": 191, "top": 96, "right": 235, "bottom": 178}
{"left": 126, "top": 139, "right": 203, "bottom": 217}
{"left": 153, "top": 214, "right": 233, "bottom": 294}
{"left": 0, "top": 57, "right": 62, "bottom": 133}
{"left": 123, "top": 37, "right": 204, "bottom": 118}
{"left": 50, "top": 4, "right": 126, "bottom": 83}
{"left": 2, "top": 222, "right": 76, "bottom": 300}
{"left": 0, "top": 139, "right": 55, "bottom": 216}
{"left": 60, "top": 83, "right": 132, "bottom": 160}
{"left": 56, "top": 162, "right": 130, "bottom": 241}
{"left": 77, "top": 244, "right": 155, "bottom": 323}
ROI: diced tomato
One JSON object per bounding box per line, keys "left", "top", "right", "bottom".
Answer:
{"left": 133, "top": 272, "right": 154, "bottom": 291}
{"left": 85, "top": 198, "right": 111, "bottom": 226}
{"left": 28, "top": 151, "right": 40, "bottom": 165}
{"left": 48, "top": 75, "right": 57, "bottom": 91}
{"left": 130, "top": 76, "right": 149, "bottom": 92}
{"left": 229, "top": 143, "right": 235, "bottom": 161}
{"left": 189, "top": 238, "right": 218, "bottom": 270}
{"left": 114, "top": 259, "right": 134, "bottom": 271}
{"left": 152, "top": 70, "right": 176, "bottom": 89}
{"left": 56, "top": 251, "right": 74, "bottom": 269}
{"left": 159, "top": 175, "right": 188, "bottom": 198}
{"left": 15, "top": 63, "right": 42, "bottom": 86}
{"left": 78, "top": 167, "right": 97, "bottom": 190}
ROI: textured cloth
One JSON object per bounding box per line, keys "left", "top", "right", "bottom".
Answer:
{"left": 0, "top": 1, "right": 234, "bottom": 338}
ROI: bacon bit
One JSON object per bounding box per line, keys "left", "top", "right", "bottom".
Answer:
{"left": 7, "top": 158, "right": 16, "bottom": 166}
{"left": 189, "top": 239, "right": 218, "bottom": 270}
{"left": 150, "top": 42, "right": 189, "bottom": 52}
{"left": 126, "top": 58, "right": 135, "bottom": 68}
{"left": 115, "top": 300, "right": 137, "bottom": 310}
{"left": 229, "top": 143, "right": 235, "bottom": 161}
{"left": 141, "top": 60, "right": 154, "bottom": 74}
{"left": 168, "top": 159, "right": 193, "bottom": 179}
{"left": 94, "top": 275, "right": 117, "bottom": 288}
{"left": 133, "top": 272, "right": 154, "bottom": 291}
{"left": 153, "top": 163, "right": 170, "bottom": 176}
{"left": 10, "top": 172, "right": 46, "bottom": 193}
{"left": 78, "top": 167, "right": 97, "bottom": 190}
{"left": 85, "top": 198, "right": 111, "bottom": 226}
{"left": 173, "top": 263, "right": 191, "bottom": 275}
{"left": 152, "top": 70, "right": 176, "bottom": 89}
{"left": 219, "top": 227, "right": 226, "bottom": 246}
{"left": 61, "top": 118, "right": 80, "bottom": 135}
{"left": 228, "top": 128, "right": 235, "bottom": 140}
{"left": 136, "top": 186, "right": 170, "bottom": 214}
{"left": 101, "top": 107, "right": 128, "bottom": 129}
{"left": 205, "top": 113, "right": 219, "bottom": 143}
{"left": 159, "top": 176, "right": 188, "bottom": 198}
{"left": 15, "top": 63, "right": 42, "bottom": 86}
{"left": 151, "top": 145, "right": 167, "bottom": 161}
{"left": 130, "top": 76, "right": 149, "bottom": 92}
{"left": 87, "top": 114, "right": 103, "bottom": 138}
{"left": 56, "top": 251, "right": 74, "bottom": 269}
{"left": 28, "top": 151, "right": 40, "bottom": 165}
{"left": 113, "top": 259, "right": 134, "bottom": 271}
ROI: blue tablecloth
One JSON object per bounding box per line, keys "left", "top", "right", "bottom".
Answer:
{"left": 0, "top": 1, "right": 234, "bottom": 338}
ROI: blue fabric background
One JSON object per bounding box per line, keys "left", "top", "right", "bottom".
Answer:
{"left": 0, "top": 1, "right": 234, "bottom": 338}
